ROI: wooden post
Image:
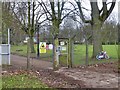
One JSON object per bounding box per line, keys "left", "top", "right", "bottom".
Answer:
{"left": 67, "top": 35, "right": 75, "bottom": 68}
{"left": 27, "top": 38, "right": 30, "bottom": 70}
{"left": 71, "top": 39, "right": 74, "bottom": 67}
{"left": 85, "top": 39, "right": 88, "bottom": 66}
{"left": 67, "top": 38, "right": 72, "bottom": 68}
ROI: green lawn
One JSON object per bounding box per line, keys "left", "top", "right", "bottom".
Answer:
{"left": 2, "top": 73, "right": 48, "bottom": 88}
{"left": 11, "top": 45, "right": 27, "bottom": 56}
{"left": 11, "top": 44, "right": 118, "bottom": 66}
{"left": 73, "top": 45, "right": 118, "bottom": 65}
{"left": 11, "top": 45, "right": 53, "bottom": 60}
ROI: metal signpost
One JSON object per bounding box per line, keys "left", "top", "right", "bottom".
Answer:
{"left": 0, "top": 28, "right": 10, "bottom": 65}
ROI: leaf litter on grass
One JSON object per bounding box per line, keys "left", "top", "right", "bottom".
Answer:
{"left": 2, "top": 71, "right": 48, "bottom": 88}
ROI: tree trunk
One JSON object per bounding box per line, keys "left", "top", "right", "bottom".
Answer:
{"left": 27, "top": 38, "right": 30, "bottom": 69}
{"left": 53, "top": 37, "right": 59, "bottom": 70}
{"left": 85, "top": 39, "right": 88, "bottom": 65}
{"left": 29, "top": 36, "right": 35, "bottom": 53}
{"left": 90, "top": 2, "right": 103, "bottom": 58}
{"left": 37, "top": 27, "right": 40, "bottom": 58}
{"left": 52, "top": 19, "right": 60, "bottom": 70}
{"left": 30, "top": 1, "right": 35, "bottom": 53}
{"left": 27, "top": 1, "right": 30, "bottom": 70}
{"left": 118, "top": 24, "right": 120, "bottom": 71}
{"left": 68, "top": 38, "right": 73, "bottom": 68}
{"left": 92, "top": 23, "right": 103, "bottom": 58}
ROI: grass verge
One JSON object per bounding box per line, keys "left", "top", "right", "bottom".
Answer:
{"left": 2, "top": 73, "right": 48, "bottom": 88}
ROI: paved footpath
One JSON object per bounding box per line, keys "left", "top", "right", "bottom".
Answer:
{"left": 7, "top": 55, "right": 53, "bottom": 70}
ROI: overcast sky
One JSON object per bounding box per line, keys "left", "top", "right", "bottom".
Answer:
{"left": 2, "top": 0, "right": 119, "bottom": 23}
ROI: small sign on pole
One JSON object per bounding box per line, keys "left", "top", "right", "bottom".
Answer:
{"left": 40, "top": 42, "right": 46, "bottom": 53}
{"left": 60, "top": 42, "right": 65, "bottom": 46}
{"left": 62, "top": 46, "right": 66, "bottom": 51}
{"left": 49, "top": 44, "right": 53, "bottom": 50}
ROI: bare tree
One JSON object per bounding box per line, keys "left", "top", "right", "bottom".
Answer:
{"left": 39, "top": 0, "right": 76, "bottom": 69}
{"left": 7, "top": 1, "right": 46, "bottom": 69}
{"left": 2, "top": 2, "right": 25, "bottom": 44}
{"left": 9, "top": 1, "right": 37, "bottom": 53}
{"left": 75, "top": 0, "right": 116, "bottom": 58}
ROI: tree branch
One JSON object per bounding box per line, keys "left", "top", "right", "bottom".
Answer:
{"left": 100, "top": 0, "right": 116, "bottom": 22}
{"left": 100, "top": 1, "right": 107, "bottom": 21}
{"left": 38, "top": 0, "right": 52, "bottom": 21}
{"left": 50, "top": 0, "right": 56, "bottom": 20}
{"left": 106, "top": 0, "right": 116, "bottom": 19}
{"left": 76, "top": 1, "right": 92, "bottom": 24}
{"left": 61, "top": 8, "right": 77, "bottom": 21}
{"left": 60, "top": 2, "right": 65, "bottom": 19}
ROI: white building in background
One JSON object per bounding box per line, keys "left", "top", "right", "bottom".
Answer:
{"left": 23, "top": 37, "right": 37, "bottom": 44}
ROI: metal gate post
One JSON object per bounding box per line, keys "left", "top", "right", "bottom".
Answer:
{"left": 8, "top": 28, "right": 10, "bottom": 65}
{"left": 0, "top": 28, "right": 10, "bottom": 65}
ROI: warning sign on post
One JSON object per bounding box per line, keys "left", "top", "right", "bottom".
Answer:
{"left": 40, "top": 42, "right": 46, "bottom": 53}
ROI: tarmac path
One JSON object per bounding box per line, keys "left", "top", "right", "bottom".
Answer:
{"left": 4, "top": 54, "right": 53, "bottom": 70}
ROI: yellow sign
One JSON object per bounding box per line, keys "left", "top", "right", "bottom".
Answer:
{"left": 40, "top": 42, "right": 46, "bottom": 53}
